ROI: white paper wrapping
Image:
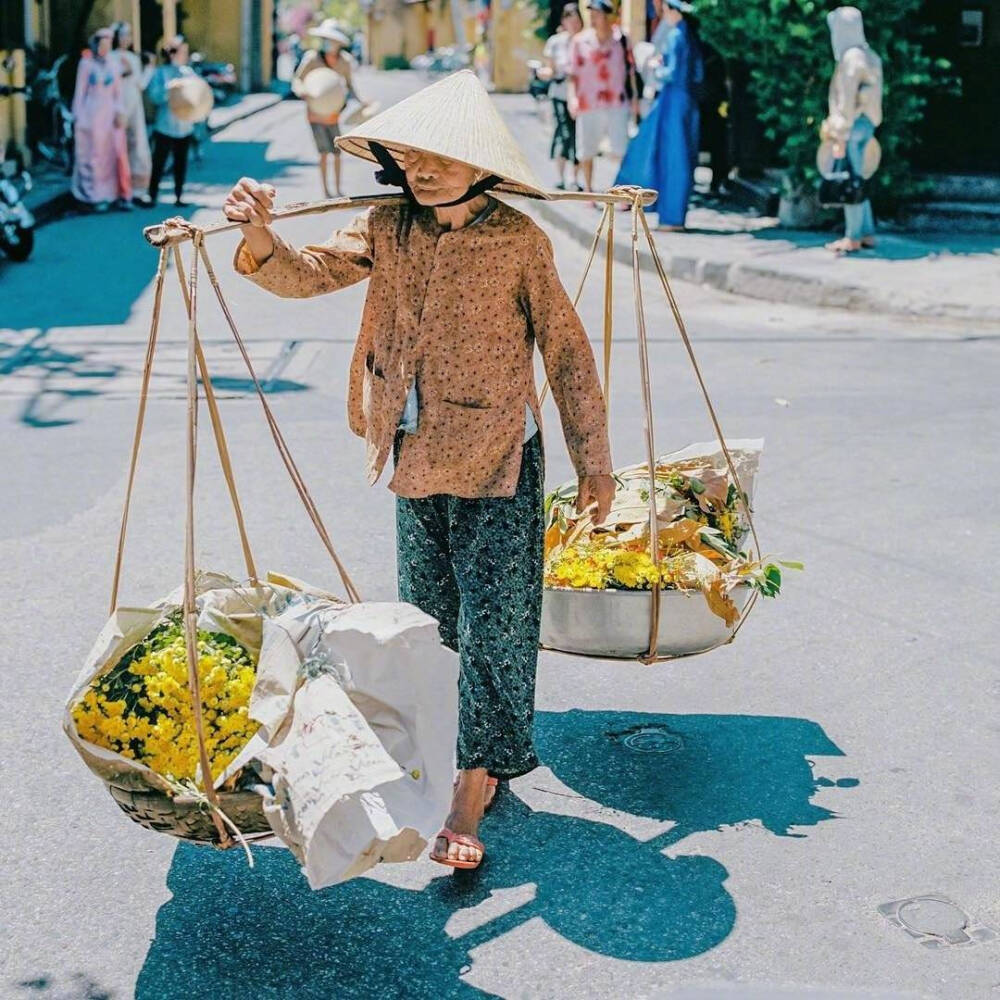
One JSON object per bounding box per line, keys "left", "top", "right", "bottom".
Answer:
{"left": 64, "top": 573, "right": 459, "bottom": 890}
{"left": 251, "top": 599, "right": 459, "bottom": 889}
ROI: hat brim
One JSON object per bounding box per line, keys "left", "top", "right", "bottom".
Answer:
{"left": 816, "top": 136, "right": 881, "bottom": 179}
{"left": 309, "top": 27, "right": 351, "bottom": 45}
{"left": 336, "top": 136, "right": 550, "bottom": 200}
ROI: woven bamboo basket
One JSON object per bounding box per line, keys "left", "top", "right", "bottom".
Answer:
{"left": 107, "top": 783, "right": 270, "bottom": 844}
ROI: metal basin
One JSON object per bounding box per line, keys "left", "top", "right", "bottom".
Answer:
{"left": 540, "top": 585, "right": 752, "bottom": 659}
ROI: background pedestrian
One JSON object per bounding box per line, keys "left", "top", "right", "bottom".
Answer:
{"left": 71, "top": 28, "right": 132, "bottom": 213}
{"left": 614, "top": 0, "right": 702, "bottom": 229}
{"left": 822, "top": 6, "right": 882, "bottom": 254}
{"left": 293, "top": 19, "right": 362, "bottom": 198}
{"left": 146, "top": 35, "right": 197, "bottom": 208}
{"left": 543, "top": 4, "right": 584, "bottom": 190}
{"left": 568, "top": 0, "right": 639, "bottom": 193}
{"left": 110, "top": 20, "right": 153, "bottom": 204}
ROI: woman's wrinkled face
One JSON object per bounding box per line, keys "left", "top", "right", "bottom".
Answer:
{"left": 96, "top": 35, "right": 112, "bottom": 58}
{"left": 590, "top": 10, "right": 610, "bottom": 31}
{"left": 117, "top": 26, "right": 132, "bottom": 49}
{"left": 563, "top": 10, "right": 583, "bottom": 32}
{"left": 403, "top": 149, "right": 481, "bottom": 206}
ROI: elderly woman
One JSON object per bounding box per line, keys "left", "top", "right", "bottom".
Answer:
{"left": 224, "top": 72, "right": 614, "bottom": 870}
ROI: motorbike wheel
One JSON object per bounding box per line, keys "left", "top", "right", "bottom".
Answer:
{"left": 2, "top": 225, "right": 34, "bottom": 262}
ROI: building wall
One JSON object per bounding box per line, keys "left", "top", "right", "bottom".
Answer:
{"left": 84, "top": 0, "right": 274, "bottom": 89}
{"left": 917, "top": 0, "right": 1000, "bottom": 171}
{"left": 0, "top": 49, "right": 28, "bottom": 159}
{"left": 490, "top": 0, "right": 543, "bottom": 92}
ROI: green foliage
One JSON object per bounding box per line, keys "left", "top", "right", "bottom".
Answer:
{"left": 322, "top": 0, "right": 366, "bottom": 31}
{"left": 695, "top": 0, "right": 959, "bottom": 209}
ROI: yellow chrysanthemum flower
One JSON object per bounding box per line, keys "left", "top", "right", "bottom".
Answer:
{"left": 71, "top": 618, "right": 260, "bottom": 788}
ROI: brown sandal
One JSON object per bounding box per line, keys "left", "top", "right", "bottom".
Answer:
{"left": 430, "top": 827, "right": 485, "bottom": 870}
{"left": 453, "top": 774, "right": 501, "bottom": 813}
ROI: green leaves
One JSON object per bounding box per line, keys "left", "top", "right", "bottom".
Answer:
{"left": 696, "top": 0, "right": 953, "bottom": 210}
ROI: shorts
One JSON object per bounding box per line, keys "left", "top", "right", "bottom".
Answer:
{"left": 575, "top": 106, "right": 630, "bottom": 161}
{"left": 310, "top": 121, "right": 341, "bottom": 155}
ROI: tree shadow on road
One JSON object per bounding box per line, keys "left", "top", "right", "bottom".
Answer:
{"left": 1, "top": 140, "right": 305, "bottom": 332}
{"left": 134, "top": 709, "right": 855, "bottom": 999}
{"left": 1, "top": 139, "right": 310, "bottom": 428}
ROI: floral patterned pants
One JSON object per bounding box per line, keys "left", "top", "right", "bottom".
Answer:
{"left": 395, "top": 433, "right": 544, "bottom": 779}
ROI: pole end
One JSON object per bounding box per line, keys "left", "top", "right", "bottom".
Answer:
{"left": 143, "top": 216, "right": 197, "bottom": 248}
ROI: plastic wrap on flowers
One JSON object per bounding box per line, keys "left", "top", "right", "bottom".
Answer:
{"left": 541, "top": 440, "right": 795, "bottom": 659}
{"left": 64, "top": 573, "right": 460, "bottom": 885}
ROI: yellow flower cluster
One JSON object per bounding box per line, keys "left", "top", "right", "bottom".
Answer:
{"left": 545, "top": 545, "right": 664, "bottom": 591}
{"left": 72, "top": 620, "right": 259, "bottom": 787}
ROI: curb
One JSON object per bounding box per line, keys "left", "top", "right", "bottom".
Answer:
{"left": 27, "top": 187, "right": 75, "bottom": 227}
{"left": 534, "top": 193, "right": 1000, "bottom": 325}
{"left": 207, "top": 92, "right": 283, "bottom": 135}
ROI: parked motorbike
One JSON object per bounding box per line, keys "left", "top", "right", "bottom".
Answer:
{"left": 23, "top": 53, "right": 75, "bottom": 175}
{"left": 0, "top": 160, "right": 35, "bottom": 262}
{"left": 190, "top": 53, "right": 238, "bottom": 105}
{"left": 411, "top": 45, "right": 472, "bottom": 77}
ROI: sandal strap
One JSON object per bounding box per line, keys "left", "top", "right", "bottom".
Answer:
{"left": 437, "top": 827, "right": 484, "bottom": 852}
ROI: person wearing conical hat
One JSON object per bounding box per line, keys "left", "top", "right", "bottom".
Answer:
{"left": 145, "top": 36, "right": 198, "bottom": 208}
{"left": 225, "top": 71, "right": 614, "bottom": 871}
{"left": 293, "top": 19, "right": 366, "bottom": 199}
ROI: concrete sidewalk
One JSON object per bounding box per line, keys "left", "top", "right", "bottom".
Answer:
{"left": 494, "top": 93, "right": 1000, "bottom": 324}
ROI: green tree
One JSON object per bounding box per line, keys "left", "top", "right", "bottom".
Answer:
{"left": 695, "top": 0, "right": 957, "bottom": 210}
{"left": 321, "top": 0, "right": 366, "bottom": 31}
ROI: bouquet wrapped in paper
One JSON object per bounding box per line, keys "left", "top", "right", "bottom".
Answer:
{"left": 64, "top": 572, "right": 459, "bottom": 889}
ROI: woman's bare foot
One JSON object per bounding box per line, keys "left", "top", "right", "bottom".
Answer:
{"left": 826, "top": 237, "right": 863, "bottom": 254}
{"left": 432, "top": 768, "right": 487, "bottom": 866}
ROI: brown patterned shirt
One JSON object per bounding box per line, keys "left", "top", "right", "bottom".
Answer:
{"left": 234, "top": 198, "right": 612, "bottom": 499}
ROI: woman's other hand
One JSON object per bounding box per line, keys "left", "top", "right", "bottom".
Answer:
{"left": 576, "top": 474, "right": 615, "bottom": 525}
{"left": 224, "top": 177, "right": 277, "bottom": 264}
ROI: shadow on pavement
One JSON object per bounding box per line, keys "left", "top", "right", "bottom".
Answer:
{"left": 1, "top": 140, "right": 305, "bottom": 332}
{"left": 706, "top": 216, "right": 1000, "bottom": 260}
{"left": 135, "top": 709, "right": 854, "bottom": 999}
{"left": 1, "top": 139, "right": 310, "bottom": 428}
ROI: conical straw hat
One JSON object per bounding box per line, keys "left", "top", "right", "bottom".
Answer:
{"left": 301, "top": 67, "right": 347, "bottom": 118}
{"left": 816, "top": 135, "right": 881, "bottom": 179}
{"left": 168, "top": 74, "right": 214, "bottom": 123}
{"left": 337, "top": 70, "right": 547, "bottom": 199}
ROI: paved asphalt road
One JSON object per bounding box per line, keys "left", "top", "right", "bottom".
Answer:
{"left": 2, "top": 71, "right": 998, "bottom": 1000}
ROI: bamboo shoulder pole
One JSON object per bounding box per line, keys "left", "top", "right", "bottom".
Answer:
{"left": 142, "top": 188, "right": 659, "bottom": 248}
